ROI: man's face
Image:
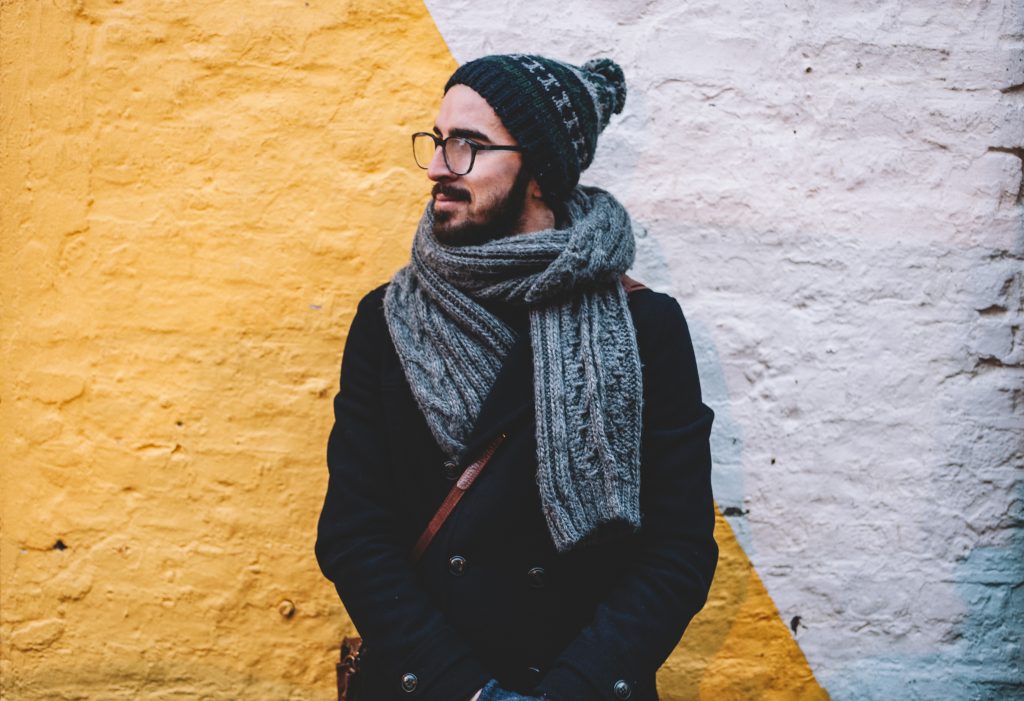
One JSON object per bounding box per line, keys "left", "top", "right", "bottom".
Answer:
{"left": 427, "top": 85, "right": 530, "bottom": 246}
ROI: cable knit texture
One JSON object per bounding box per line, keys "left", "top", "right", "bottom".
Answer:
{"left": 383, "top": 186, "right": 643, "bottom": 552}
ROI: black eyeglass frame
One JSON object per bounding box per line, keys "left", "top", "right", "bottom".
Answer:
{"left": 411, "top": 132, "right": 524, "bottom": 175}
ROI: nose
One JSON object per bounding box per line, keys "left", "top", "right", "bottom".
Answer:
{"left": 426, "top": 143, "right": 455, "bottom": 182}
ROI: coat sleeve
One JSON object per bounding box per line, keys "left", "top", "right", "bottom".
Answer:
{"left": 315, "top": 288, "right": 491, "bottom": 701}
{"left": 534, "top": 293, "right": 718, "bottom": 701}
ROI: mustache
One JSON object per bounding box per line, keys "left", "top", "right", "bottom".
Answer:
{"left": 432, "top": 183, "right": 471, "bottom": 202}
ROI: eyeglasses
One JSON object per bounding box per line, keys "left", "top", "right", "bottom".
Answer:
{"left": 412, "top": 132, "right": 524, "bottom": 176}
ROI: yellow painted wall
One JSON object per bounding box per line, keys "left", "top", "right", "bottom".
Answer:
{"left": 0, "top": 1, "right": 827, "bottom": 698}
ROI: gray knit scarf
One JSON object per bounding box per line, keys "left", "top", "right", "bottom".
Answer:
{"left": 383, "top": 186, "right": 642, "bottom": 552}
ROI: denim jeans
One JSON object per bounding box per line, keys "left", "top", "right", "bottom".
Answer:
{"left": 477, "top": 679, "right": 544, "bottom": 701}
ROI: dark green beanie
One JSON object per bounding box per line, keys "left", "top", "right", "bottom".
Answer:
{"left": 444, "top": 54, "right": 627, "bottom": 206}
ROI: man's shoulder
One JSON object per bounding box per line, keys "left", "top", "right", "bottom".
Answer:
{"left": 343, "top": 283, "right": 393, "bottom": 352}
{"left": 625, "top": 284, "right": 698, "bottom": 375}
{"left": 361, "top": 281, "right": 391, "bottom": 303}
{"left": 626, "top": 285, "right": 687, "bottom": 333}
{"left": 355, "top": 282, "right": 391, "bottom": 316}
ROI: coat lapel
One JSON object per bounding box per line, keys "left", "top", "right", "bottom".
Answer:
{"left": 459, "top": 329, "right": 534, "bottom": 465}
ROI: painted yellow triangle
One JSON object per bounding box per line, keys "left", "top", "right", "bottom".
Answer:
{"left": 659, "top": 508, "right": 831, "bottom": 699}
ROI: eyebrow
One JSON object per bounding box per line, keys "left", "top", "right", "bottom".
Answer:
{"left": 433, "top": 125, "right": 494, "bottom": 144}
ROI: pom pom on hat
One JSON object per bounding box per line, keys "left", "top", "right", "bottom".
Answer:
{"left": 582, "top": 57, "right": 627, "bottom": 115}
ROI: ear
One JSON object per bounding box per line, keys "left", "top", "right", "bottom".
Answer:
{"left": 520, "top": 175, "right": 557, "bottom": 232}
{"left": 526, "top": 177, "right": 546, "bottom": 203}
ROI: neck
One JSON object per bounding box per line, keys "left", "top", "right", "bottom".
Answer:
{"left": 515, "top": 200, "right": 556, "bottom": 235}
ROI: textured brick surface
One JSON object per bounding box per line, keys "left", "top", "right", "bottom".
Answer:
{"left": 425, "top": 1, "right": 1023, "bottom": 698}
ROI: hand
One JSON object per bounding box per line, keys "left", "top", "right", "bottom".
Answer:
{"left": 474, "top": 681, "right": 542, "bottom": 700}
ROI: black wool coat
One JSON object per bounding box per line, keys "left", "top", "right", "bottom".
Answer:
{"left": 316, "top": 283, "right": 717, "bottom": 701}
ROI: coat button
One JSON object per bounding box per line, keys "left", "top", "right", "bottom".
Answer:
{"left": 448, "top": 555, "right": 467, "bottom": 576}
{"left": 613, "top": 680, "right": 632, "bottom": 699}
{"left": 400, "top": 672, "right": 418, "bottom": 692}
{"left": 442, "top": 460, "right": 459, "bottom": 480}
{"left": 527, "top": 566, "right": 546, "bottom": 588}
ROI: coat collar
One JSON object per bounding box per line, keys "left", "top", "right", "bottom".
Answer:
{"left": 459, "top": 329, "right": 534, "bottom": 466}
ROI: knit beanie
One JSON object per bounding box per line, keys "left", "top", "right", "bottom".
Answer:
{"left": 444, "top": 54, "right": 627, "bottom": 206}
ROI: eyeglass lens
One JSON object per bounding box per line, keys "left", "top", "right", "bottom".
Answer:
{"left": 413, "top": 134, "right": 473, "bottom": 175}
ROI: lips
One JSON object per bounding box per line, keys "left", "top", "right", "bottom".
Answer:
{"left": 432, "top": 184, "right": 470, "bottom": 203}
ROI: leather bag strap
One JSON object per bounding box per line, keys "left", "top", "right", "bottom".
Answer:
{"left": 620, "top": 274, "right": 647, "bottom": 293}
{"left": 410, "top": 432, "right": 507, "bottom": 563}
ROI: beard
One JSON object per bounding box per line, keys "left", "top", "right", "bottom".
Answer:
{"left": 430, "top": 165, "right": 532, "bottom": 246}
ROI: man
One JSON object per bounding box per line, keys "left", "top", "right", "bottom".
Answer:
{"left": 316, "top": 54, "right": 717, "bottom": 701}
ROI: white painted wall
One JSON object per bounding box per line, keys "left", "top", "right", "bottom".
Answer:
{"left": 424, "top": 1, "right": 1023, "bottom": 698}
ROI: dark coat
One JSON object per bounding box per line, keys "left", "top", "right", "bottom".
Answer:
{"left": 316, "top": 283, "right": 717, "bottom": 701}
